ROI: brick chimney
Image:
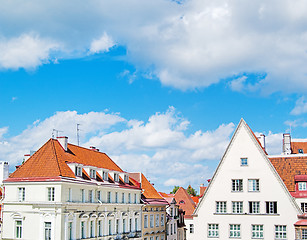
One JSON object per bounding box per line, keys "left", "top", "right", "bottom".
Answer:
{"left": 57, "top": 136, "right": 68, "bottom": 151}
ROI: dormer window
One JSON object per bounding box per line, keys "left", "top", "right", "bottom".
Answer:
{"left": 299, "top": 149, "right": 304, "bottom": 154}
{"left": 90, "top": 169, "right": 96, "bottom": 179}
{"left": 75, "top": 166, "right": 82, "bottom": 177}
{"left": 103, "top": 171, "right": 108, "bottom": 181}
{"left": 114, "top": 173, "right": 119, "bottom": 182}
{"left": 299, "top": 182, "right": 307, "bottom": 191}
{"left": 241, "top": 158, "right": 248, "bottom": 166}
{"left": 124, "top": 175, "right": 129, "bottom": 183}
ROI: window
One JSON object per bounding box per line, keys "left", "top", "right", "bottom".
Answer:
{"left": 98, "top": 220, "right": 102, "bottom": 237}
{"left": 124, "top": 175, "right": 129, "bottom": 183}
{"left": 241, "top": 158, "right": 248, "bottom": 166}
{"left": 123, "top": 219, "right": 126, "bottom": 233}
{"left": 47, "top": 187, "right": 55, "bottom": 201}
{"left": 156, "top": 214, "right": 159, "bottom": 227}
{"left": 108, "top": 220, "right": 112, "bottom": 235}
{"left": 134, "top": 193, "right": 137, "bottom": 204}
{"left": 301, "top": 202, "right": 307, "bottom": 213}
{"left": 232, "top": 179, "right": 243, "bottom": 192}
{"left": 179, "top": 200, "right": 185, "bottom": 204}
{"left": 144, "top": 215, "right": 148, "bottom": 228}
{"left": 275, "top": 225, "right": 287, "bottom": 239}
{"left": 216, "top": 201, "right": 227, "bottom": 213}
{"left": 299, "top": 149, "right": 304, "bottom": 154}
{"left": 135, "top": 218, "right": 138, "bottom": 231}
{"left": 174, "top": 223, "right": 176, "bottom": 233}
{"left": 296, "top": 228, "right": 307, "bottom": 239}
{"left": 129, "top": 219, "right": 132, "bottom": 232}
{"left": 229, "top": 224, "right": 240, "bottom": 238}
{"left": 89, "top": 190, "right": 93, "bottom": 203}
{"left": 161, "top": 214, "right": 164, "bottom": 226}
{"left": 232, "top": 201, "right": 243, "bottom": 214}
{"left": 107, "top": 191, "right": 111, "bottom": 203}
{"left": 302, "top": 229, "right": 307, "bottom": 239}
{"left": 68, "top": 188, "right": 72, "bottom": 202}
{"left": 67, "top": 222, "right": 72, "bottom": 240}
{"left": 97, "top": 190, "right": 101, "bottom": 201}
{"left": 90, "top": 220, "right": 94, "bottom": 237}
{"left": 103, "top": 171, "right": 108, "bottom": 180}
{"left": 122, "top": 192, "right": 125, "bottom": 203}
{"left": 171, "top": 223, "right": 173, "bottom": 234}
{"left": 18, "top": 187, "right": 25, "bottom": 202}
{"left": 171, "top": 208, "right": 173, "bottom": 217}
{"left": 116, "top": 219, "right": 119, "bottom": 234}
{"left": 16, "top": 220, "right": 22, "bottom": 239}
{"left": 249, "top": 179, "right": 260, "bottom": 192}
{"left": 150, "top": 214, "right": 154, "bottom": 228}
{"left": 81, "top": 221, "right": 86, "bottom": 239}
{"left": 114, "top": 173, "right": 119, "bottom": 182}
{"left": 252, "top": 224, "right": 263, "bottom": 239}
{"left": 161, "top": 236, "right": 165, "bottom": 240}
{"left": 115, "top": 192, "right": 118, "bottom": 203}
{"left": 44, "top": 222, "right": 51, "bottom": 240}
{"left": 208, "top": 224, "right": 219, "bottom": 238}
{"left": 75, "top": 166, "right": 82, "bottom": 176}
{"left": 81, "top": 189, "right": 85, "bottom": 203}
{"left": 299, "top": 182, "right": 307, "bottom": 191}
{"left": 249, "top": 201, "right": 260, "bottom": 214}
{"left": 190, "top": 224, "right": 194, "bottom": 234}
{"left": 90, "top": 169, "right": 96, "bottom": 179}
{"left": 266, "top": 201, "right": 277, "bottom": 214}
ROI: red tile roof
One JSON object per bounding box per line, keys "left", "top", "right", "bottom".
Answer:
{"left": 269, "top": 155, "right": 307, "bottom": 192}
{"left": 174, "top": 187, "right": 196, "bottom": 219}
{"left": 291, "top": 142, "right": 307, "bottom": 154}
{"left": 8, "top": 138, "right": 124, "bottom": 180}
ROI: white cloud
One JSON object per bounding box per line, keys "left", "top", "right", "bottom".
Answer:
{"left": 89, "top": 32, "right": 115, "bottom": 54}
{"left": 0, "top": 33, "right": 59, "bottom": 70}
{"left": 0, "top": 108, "right": 235, "bottom": 192}
{"left": 291, "top": 97, "right": 307, "bottom": 115}
{"left": 1, "top": 0, "right": 307, "bottom": 93}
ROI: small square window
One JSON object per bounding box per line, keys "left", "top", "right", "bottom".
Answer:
{"left": 299, "top": 149, "right": 304, "bottom": 154}
{"left": 241, "top": 158, "right": 248, "bottom": 166}
{"left": 299, "top": 182, "right": 307, "bottom": 191}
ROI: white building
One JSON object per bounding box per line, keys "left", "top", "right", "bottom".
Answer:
{"left": 190, "top": 119, "right": 302, "bottom": 240}
{"left": 1, "top": 137, "right": 142, "bottom": 240}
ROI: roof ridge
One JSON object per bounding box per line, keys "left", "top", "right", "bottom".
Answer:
{"left": 51, "top": 139, "right": 62, "bottom": 176}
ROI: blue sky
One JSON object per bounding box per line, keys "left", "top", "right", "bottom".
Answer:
{"left": 1, "top": 0, "right": 307, "bottom": 192}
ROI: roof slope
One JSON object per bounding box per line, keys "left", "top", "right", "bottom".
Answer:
{"left": 291, "top": 142, "right": 307, "bottom": 154}
{"left": 9, "top": 138, "right": 123, "bottom": 179}
{"left": 269, "top": 156, "right": 307, "bottom": 192}
{"left": 174, "top": 187, "right": 196, "bottom": 218}
{"left": 141, "top": 173, "right": 163, "bottom": 199}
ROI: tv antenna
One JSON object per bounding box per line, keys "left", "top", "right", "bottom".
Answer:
{"left": 52, "top": 129, "right": 63, "bottom": 138}
{"left": 77, "top": 124, "right": 81, "bottom": 146}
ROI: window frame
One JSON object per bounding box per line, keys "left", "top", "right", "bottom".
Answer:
{"left": 232, "top": 201, "right": 243, "bottom": 214}
{"left": 251, "top": 224, "right": 263, "bottom": 239}
{"left": 47, "top": 187, "right": 55, "bottom": 202}
{"left": 266, "top": 201, "right": 277, "bottom": 214}
{"left": 18, "top": 187, "right": 25, "bottom": 202}
{"left": 248, "top": 179, "right": 260, "bottom": 192}
{"left": 216, "top": 201, "right": 227, "bottom": 213}
{"left": 249, "top": 201, "right": 260, "bottom": 214}
{"left": 15, "top": 220, "right": 22, "bottom": 239}
{"left": 275, "top": 225, "right": 287, "bottom": 239}
{"left": 232, "top": 179, "right": 243, "bottom": 192}
{"left": 229, "top": 224, "right": 241, "bottom": 238}
{"left": 208, "top": 223, "right": 219, "bottom": 238}
{"left": 241, "top": 158, "right": 248, "bottom": 166}
{"left": 299, "top": 182, "right": 307, "bottom": 191}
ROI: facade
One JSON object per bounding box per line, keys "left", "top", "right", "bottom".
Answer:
{"left": 190, "top": 119, "right": 302, "bottom": 240}
{"left": 2, "top": 137, "right": 142, "bottom": 240}
{"left": 130, "top": 173, "right": 168, "bottom": 240}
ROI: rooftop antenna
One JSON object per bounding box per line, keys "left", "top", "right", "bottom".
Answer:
{"left": 52, "top": 129, "right": 63, "bottom": 138}
{"left": 77, "top": 124, "right": 81, "bottom": 146}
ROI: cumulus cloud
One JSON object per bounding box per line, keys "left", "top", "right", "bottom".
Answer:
{"left": 0, "top": 33, "right": 59, "bottom": 70}
{"left": 0, "top": 108, "right": 235, "bottom": 191}
{"left": 1, "top": 0, "right": 307, "bottom": 93}
{"left": 89, "top": 32, "right": 115, "bottom": 54}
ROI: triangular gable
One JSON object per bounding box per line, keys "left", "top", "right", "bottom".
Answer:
{"left": 194, "top": 118, "right": 301, "bottom": 215}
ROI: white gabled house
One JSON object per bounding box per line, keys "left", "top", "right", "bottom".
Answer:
{"left": 190, "top": 119, "right": 302, "bottom": 240}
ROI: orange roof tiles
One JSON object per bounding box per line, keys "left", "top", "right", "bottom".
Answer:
{"left": 269, "top": 156, "right": 307, "bottom": 192}
{"left": 291, "top": 142, "right": 307, "bottom": 154}
{"left": 140, "top": 173, "right": 163, "bottom": 199}
{"left": 9, "top": 138, "right": 123, "bottom": 180}
{"left": 174, "top": 187, "right": 196, "bottom": 219}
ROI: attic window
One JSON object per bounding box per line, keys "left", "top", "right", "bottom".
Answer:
{"left": 103, "top": 171, "right": 108, "bottom": 181}
{"left": 75, "top": 166, "right": 82, "bottom": 177}
{"left": 114, "top": 173, "right": 119, "bottom": 182}
{"left": 179, "top": 200, "right": 185, "bottom": 204}
{"left": 124, "top": 175, "right": 129, "bottom": 183}
{"left": 241, "top": 158, "right": 248, "bottom": 166}
{"left": 299, "top": 182, "right": 307, "bottom": 191}
{"left": 90, "top": 169, "right": 96, "bottom": 179}
{"left": 299, "top": 149, "right": 304, "bottom": 154}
